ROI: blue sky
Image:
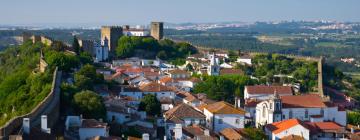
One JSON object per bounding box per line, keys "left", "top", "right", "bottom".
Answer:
{"left": 1, "top": 0, "right": 360, "bottom": 26}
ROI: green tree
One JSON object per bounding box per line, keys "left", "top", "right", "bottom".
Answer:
{"left": 138, "top": 94, "right": 161, "bottom": 116}
{"left": 243, "top": 128, "right": 266, "bottom": 140}
{"left": 73, "top": 36, "right": 81, "bottom": 55}
{"left": 74, "top": 64, "right": 104, "bottom": 90}
{"left": 73, "top": 90, "right": 106, "bottom": 119}
{"left": 348, "top": 111, "right": 360, "bottom": 125}
{"left": 46, "top": 52, "right": 80, "bottom": 72}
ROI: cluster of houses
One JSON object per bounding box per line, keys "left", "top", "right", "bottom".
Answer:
{"left": 18, "top": 27, "right": 357, "bottom": 140}
{"left": 53, "top": 49, "right": 359, "bottom": 140}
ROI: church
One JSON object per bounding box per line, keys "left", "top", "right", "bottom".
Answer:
{"left": 255, "top": 93, "right": 346, "bottom": 127}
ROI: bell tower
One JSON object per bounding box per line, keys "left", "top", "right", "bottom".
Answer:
{"left": 273, "top": 90, "right": 282, "bottom": 122}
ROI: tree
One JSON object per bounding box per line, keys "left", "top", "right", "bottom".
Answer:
{"left": 46, "top": 51, "right": 80, "bottom": 72}
{"left": 186, "top": 63, "right": 194, "bottom": 71}
{"left": 138, "top": 94, "right": 161, "bottom": 116}
{"left": 73, "top": 90, "right": 106, "bottom": 119}
{"left": 74, "top": 64, "right": 104, "bottom": 90}
{"left": 73, "top": 36, "right": 81, "bottom": 55}
{"left": 243, "top": 128, "right": 266, "bottom": 140}
{"left": 348, "top": 111, "right": 360, "bottom": 125}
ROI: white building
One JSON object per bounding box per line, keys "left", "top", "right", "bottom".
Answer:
{"left": 94, "top": 38, "right": 109, "bottom": 62}
{"left": 255, "top": 94, "right": 347, "bottom": 127}
{"left": 236, "top": 55, "right": 252, "bottom": 65}
{"left": 122, "top": 25, "right": 149, "bottom": 37}
{"left": 120, "top": 82, "right": 176, "bottom": 100}
{"left": 265, "top": 119, "right": 310, "bottom": 140}
{"left": 203, "top": 101, "right": 246, "bottom": 132}
{"left": 164, "top": 104, "right": 206, "bottom": 138}
{"left": 207, "top": 52, "right": 220, "bottom": 76}
{"left": 244, "top": 85, "right": 293, "bottom": 100}
{"left": 265, "top": 118, "right": 347, "bottom": 140}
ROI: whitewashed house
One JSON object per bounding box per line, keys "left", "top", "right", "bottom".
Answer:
{"left": 265, "top": 119, "right": 310, "bottom": 140}
{"left": 120, "top": 82, "right": 175, "bottom": 100}
{"left": 203, "top": 101, "right": 246, "bottom": 132}
{"left": 78, "top": 119, "right": 109, "bottom": 140}
{"left": 164, "top": 104, "right": 206, "bottom": 139}
{"left": 256, "top": 94, "right": 347, "bottom": 127}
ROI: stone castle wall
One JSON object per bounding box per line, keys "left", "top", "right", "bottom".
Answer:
{"left": 0, "top": 68, "right": 62, "bottom": 140}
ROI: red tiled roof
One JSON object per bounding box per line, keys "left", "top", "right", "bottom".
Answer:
{"left": 266, "top": 119, "right": 306, "bottom": 134}
{"left": 304, "top": 121, "right": 343, "bottom": 134}
{"left": 220, "top": 128, "right": 243, "bottom": 140}
{"left": 169, "top": 69, "right": 189, "bottom": 75}
{"left": 281, "top": 94, "right": 327, "bottom": 108}
{"left": 204, "top": 101, "right": 246, "bottom": 115}
{"left": 164, "top": 104, "right": 205, "bottom": 120}
{"left": 245, "top": 85, "right": 293, "bottom": 95}
{"left": 159, "top": 76, "right": 173, "bottom": 84}
{"left": 220, "top": 68, "right": 243, "bottom": 75}
{"left": 244, "top": 99, "right": 261, "bottom": 107}
{"left": 139, "top": 82, "right": 173, "bottom": 92}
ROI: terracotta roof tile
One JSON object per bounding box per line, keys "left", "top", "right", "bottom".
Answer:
{"left": 164, "top": 104, "right": 205, "bottom": 120}
{"left": 245, "top": 85, "right": 293, "bottom": 95}
{"left": 139, "top": 82, "right": 173, "bottom": 92}
{"left": 204, "top": 101, "right": 246, "bottom": 115}
{"left": 169, "top": 69, "right": 189, "bottom": 75}
{"left": 220, "top": 68, "right": 243, "bottom": 75}
{"left": 281, "top": 94, "right": 327, "bottom": 108}
{"left": 265, "top": 119, "right": 306, "bottom": 134}
{"left": 220, "top": 128, "right": 242, "bottom": 140}
{"left": 281, "top": 135, "right": 305, "bottom": 140}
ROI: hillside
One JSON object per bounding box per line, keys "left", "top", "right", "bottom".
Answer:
{"left": 0, "top": 41, "right": 53, "bottom": 126}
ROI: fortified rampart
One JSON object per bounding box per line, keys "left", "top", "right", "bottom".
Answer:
{"left": 0, "top": 68, "right": 62, "bottom": 140}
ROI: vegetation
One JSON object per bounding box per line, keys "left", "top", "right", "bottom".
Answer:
{"left": 138, "top": 94, "right": 161, "bottom": 116}
{"left": 74, "top": 64, "right": 104, "bottom": 90}
{"left": 116, "top": 36, "right": 197, "bottom": 60}
{"left": 72, "top": 36, "right": 80, "bottom": 55}
{"left": 251, "top": 53, "right": 318, "bottom": 92}
{"left": 348, "top": 111, "right": 360, "bottom": 125}
{"left": 242, "top": 128, "right": 267, "bottom": 140}
{"left": 193, "top": 75, "right": 253, "bottom": 102}
{"left": 73, "top": 90, "right": 106, "bottom": 119}
{"left": 0, "top": 41, "right": 53, "bottom": 126}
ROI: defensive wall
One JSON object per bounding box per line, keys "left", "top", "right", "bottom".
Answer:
{"left": 0, "top": 68, "right": 62, "bottom": 140}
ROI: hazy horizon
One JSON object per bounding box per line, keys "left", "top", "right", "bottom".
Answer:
{"left": 1, "top": 0, "right": 360, "bottom": 27}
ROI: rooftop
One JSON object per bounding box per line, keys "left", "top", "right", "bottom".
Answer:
{"left": 245, "top": 85, "right": 293, "bottom": 95}
{"left": 165, "top": 104, "right": 205, "bottom": 120}
{"left": 281, "top": 94, "right": 327, "bottom": 108}
{"left": 204, "top": 101, "right": 246, "bottom": 115}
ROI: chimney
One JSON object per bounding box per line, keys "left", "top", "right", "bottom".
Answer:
{"left": 220, "top": 136, "right": 225, "bottom": 140}
{"left": 351, "top": 127, "right": 355, "bottom": 134}
{"left": 204, "top": 129, "right": 210, "bottom": 136}
{"left": 23, "top": 118, "right": 30, "bottom": 134}
{"left": 41, "top": 115, "right": 51, "bottom": 134}
{"left": 142, "top": 133, "right": 150, "bottom": 140}
{"left": 163, "top": 136, "right": 167, "bottom": 140}
{"left": 174, "top": 124, "right": 183, "bottom": 140}
{"left": 99, "top": 118, "right": 103, "bottom": 123}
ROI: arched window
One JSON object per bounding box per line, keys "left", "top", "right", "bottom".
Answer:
{"left": 262, "top": 105, "right": 267, "bottom": 118}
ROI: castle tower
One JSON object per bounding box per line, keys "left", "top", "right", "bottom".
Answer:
{"left": 101, "top": 26, "right": 123, "bottom": 53}
{"left": 150, "top": 22, "right": 164, "bottom": 40}
{"left": 207, "top": 52, "right": 220, "bottom": 76}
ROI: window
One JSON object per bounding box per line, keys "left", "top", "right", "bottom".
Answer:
{"left": 305, "top": 109, "right": 309, "bottom": 118}
{"left": 262, "top": 106, "right": 267, "bottom": 118}
{"left": 270, "top": 103, "right": 273, "bottom": 109}
{"left": 218, "top": 119, "right": 223, "bottom": 124}
{"left": 289, "top": 110, "right": 293, "bottom": 119}
{"left": 235, "top": 119, "right": 240, "bottom": 124}
{"left": 320, "top": 109, "right": 324, "bottom": 116}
